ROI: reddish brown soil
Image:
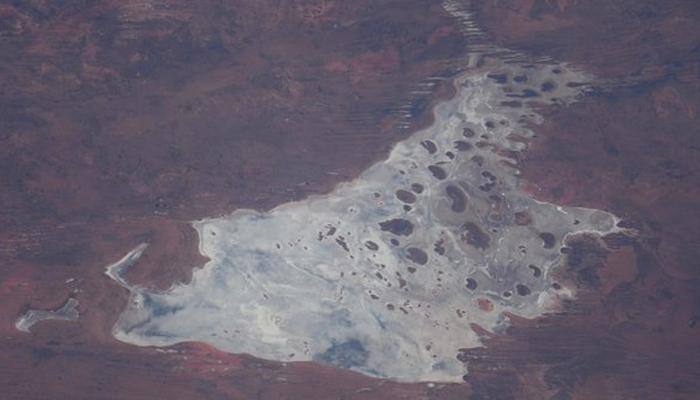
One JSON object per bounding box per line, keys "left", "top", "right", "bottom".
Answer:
{"left": 459, "top": 1, "right": 700, "bottom": 399}
{"left": 0, "top": 1, "right": 470, "bottom": 398}
{"left": 1, "top": 0, "right": 466, "bottom": 287}
{"left": 463, "top": 80, "right": 700, "bottom": 400}
{"left": 473, "top": 0, "right": 700, "bottom": 82}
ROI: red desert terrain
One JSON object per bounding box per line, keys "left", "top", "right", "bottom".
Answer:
{"left": 1, "top": 0, "right": 699, "bottom": 399}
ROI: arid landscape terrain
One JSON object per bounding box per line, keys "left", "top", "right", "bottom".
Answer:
{"left": 1, "top": 1, "right": 699, "bottom": 399}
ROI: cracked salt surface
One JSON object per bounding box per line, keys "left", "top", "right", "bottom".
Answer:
{"left": 107, "top": 58, "right": 622, "bottom": 382}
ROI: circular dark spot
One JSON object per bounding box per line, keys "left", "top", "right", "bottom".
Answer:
{"left": 463, "top": 128, "right": 476, "bottom": 138}
{"left": 395, "top": 189, "right": 416, "bottom": 204}
{"left": 521, "top": 88, "right": 539, "bottom": 98}
{"left": 539, "top": 232, "right": 556, "bottom": 249}
{"left": 454, "top": 140, "right": 472, "bottom": 151}
{"left": 379, "top": 219, "right": 414, "bottom": 236}
{"left": 516, "top": 284, "right": 531, "bottom": 296}
{"left": 503, "top": 291, "right": 512, "bottom": 298}
{"left": 428, "top": 165, "right": 447, "bottom": 180}
{"left": 411, "top": 183, "right": 424, "bottom": 193}
{"left": 445, "top": 185, "right": 467, "bottom": 213}
{"left": 433, "top": 240, "right": 446, "bottom": 255}
{"left": 482, "top": 171, "right": 496, "bottom": 180}
{"left": 403, "top": 205, "right": 412, "bottom": 212}
{"left": 465, "top": 278, "right": 478, "bottom": 290}
{"left": 528, "top": 265, "right": 542, "bottom": 278}
{"left": 484, "top": 121, "right": 495, "bottom": 129}
{"left": 445, "top": 151, "right": 455, "bottom": 159}
{"left": 552, "top": 282, "right": 562, "bottom": 290}
{"left": 513, "top": 74, "right": 528, "bottom": 83}
{"left": 541, "top": 81, "right": 557, "bottom": 92}
{"left": 406, "top": 247, "right": 428, "bottom": 265}
{"left": 390, "top": 238, "right": 400, "bottom": 246}
{"left": 460, "top": 222, "right": 491, "bottom": 250}
{"left": 420, "top": 140, "right": 438, "bottom": 154}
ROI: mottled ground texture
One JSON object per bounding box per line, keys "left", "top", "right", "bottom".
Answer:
{"left": 108, "top": 61, "right": 620, "bottom": 382}
{"left": 2, "top": 0, "right": 700, "bottom": 399}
